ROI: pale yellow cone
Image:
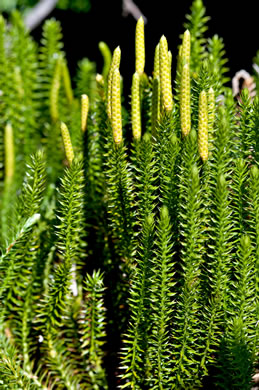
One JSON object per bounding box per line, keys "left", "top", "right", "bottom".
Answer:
{"left": 153, "top": 43, "right": 160, "bottom": 80}
{"left": 60, "top": 122, "right": 74, "bottom": 166}
{"left": 131, "top": 72, "right": 141, "bottom": 140}
{"left": 4, "top": 123, "right": 15, "bottom": 185}
{"left": 135, "top": 16, "right": 145, "bottom": 74}
{"left": 107, "top": 46, "right": 121, "bottom": 119}
{"left": 81, "top": 94, "right": 89, "bottom": 133}
{"left": 182, "top": 29, "right": 191, "bottom": 65}
{"left": 180, "top": 63, "right": 191, "bottom": 137}
{"left": 198, "top": 90, "right": 209, "bottom": 162}
{"left": 159, "top": 36, "right": 173, "bottom": 112}
{"left": 111, "top": 68, "right": 123, "bottom": 144}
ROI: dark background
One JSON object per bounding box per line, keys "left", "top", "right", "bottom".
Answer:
{"left": 32, "top": 0, "right": 258, "bottom": 96}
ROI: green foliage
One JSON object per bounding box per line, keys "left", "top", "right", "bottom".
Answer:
{"left": 98, "top": 41, "right": 112, "bottom": 81}
{"left": 216, "top": 235, "right": 257, "bottom": 389}
{"left": 0, "top": 16, "right": 7, "bottom": 183}
{"left": 57, "top": 0, "right": 91, "bottom": 12}
{"left": 0, "top": 151, "right": 45, "bottom": 296}
{"left": 172, "top": 142, "right": 204, "bottom": 387}
{"left": 238, "top": 89, "right": 254, "bottom": 160}
{"left": 79, "top": 270, "right": 107, "bottom": 388}
{"left": 0, "top": 334, "right": 44, "bottom": 389}
{"left": 131, "top": 133, "right": 157, "bottom": 224}
{"left": 0, "top": 0, "right": 91, "bottom": 14}
{"left": 184, "top": 0, "right": 209, "bottom": 75}
{"left": 253, "top": 50, "right": 259, "bottom": 94}
{"left": 250, "top": 96, "right": 259, "bottom": 162}
{"left": 75, "top": 58, "right": 97, "bottom": 101}
{"left": 0, "top": 0, "right": 17, "bottom": 12}
{"left": 0, "top": 2, "right": 258, "bottom": 389}
{"left": 120, "top": 213, "right": 154, "bottom": 389}
{"left": 191, "top": 61, "right": 218, "bottom": 128}
{"left": 39, "top": 155, "right": 85, "bottom": 332}
{"left": 200, "top": 173, "right": 233, "bottom": 373}
{"left": 105, "top": 140, "right": 135, "bottom": 266}
{"left": 0, "top": 213, "right": 41, "bottom": 307}
{"left": 38, "top": 18, "right": 64, "bottom": 124}
{"left": 0, "top": 11, "right": 39, "bottom": 189}
{"left": 148, "top": 206, "right": 175, "bottom": 389}
{"left": 0, "top": 152, "right": 45, "bottom": 378}
{"left": 17, "top": 150, "right": 46, "bottom": 221}
{"left": 207, "top": 35, "right": 229, "bottom": 91}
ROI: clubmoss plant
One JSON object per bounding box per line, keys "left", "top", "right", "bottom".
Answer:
{"left": 0, "top": 1, "right": 258, "bottom": 388}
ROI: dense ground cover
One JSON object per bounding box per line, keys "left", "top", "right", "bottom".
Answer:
{"left": 0, "top": 0, "right": 258, "bottom": 388}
